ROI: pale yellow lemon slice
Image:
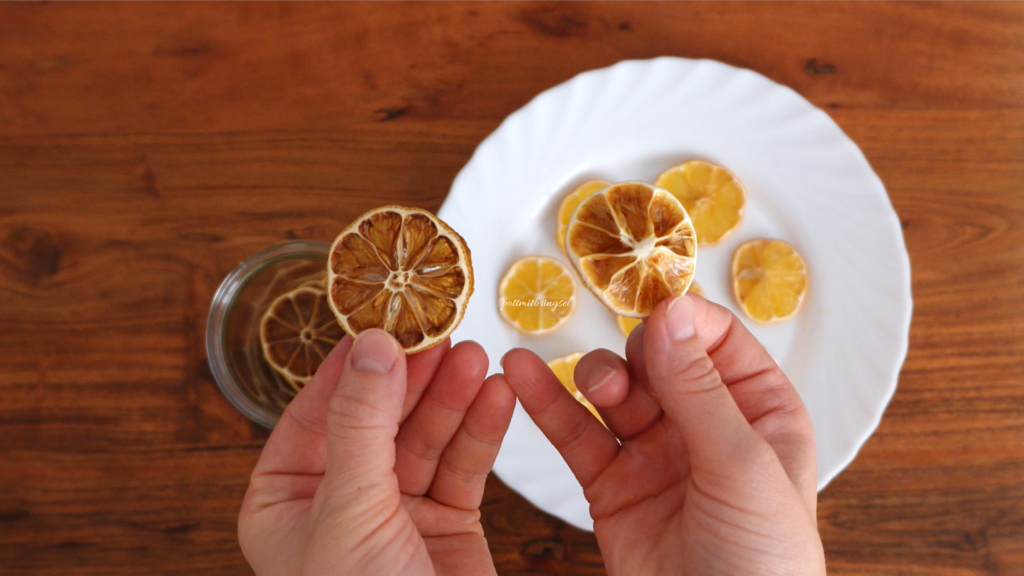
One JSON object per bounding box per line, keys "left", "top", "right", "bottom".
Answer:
{"left": 498, "top": 256, "right": 576, "bottom": 334}
{"left": 655, "top": 160, "right": 746, "bottom": 245}
{"left": 731, "top": 239, "right": 808, "bottom": 323}
{"left": 548, "top": 352, "right": 604, "bottom": 424}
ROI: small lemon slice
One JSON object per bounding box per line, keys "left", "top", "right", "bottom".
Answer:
{"left": 498, "top": 256, "right": 576, "bottom": 334}
{"left": 731, "top": 239, "right": 808, "bottom": 323}
{"left": 656, "top": 160, "right": 746, "bottom": 246}
{"left": 547, "top": 352, "right": 604, "bottom": 424}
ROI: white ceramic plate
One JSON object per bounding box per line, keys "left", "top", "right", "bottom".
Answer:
{"left": 439, "top": 57, "right": 911, "bottom": 532}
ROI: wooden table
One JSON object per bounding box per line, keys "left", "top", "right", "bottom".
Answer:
{"left": 2, "top": 3, "right": 1022, "bottom": 574}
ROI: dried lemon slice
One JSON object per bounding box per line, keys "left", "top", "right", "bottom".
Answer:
{"left": 557, "top": 180, "right": 610, "bottom": 253}
{"left": 498, "top": 256, "right": 576, "bottom": 334}
{"left": 731, "top": 239, "right": 808, "bottom": 323}
{"left": 616, "top": 280, "right": 704, "bottom": 337}
{"left": 298, "top": 277, "right": 328, "bottom": 291}
{"left": 655, "top": 160, "right": 746, "bottom": 245}
{"left": 547, "top": 352, "right": 604, "bottom": 424}
{"left": 565, "top": 181, "right": 697, "bottom": 317}
{"left": 326, "top": 206, "right": 473, "bottom": 352}
{"left": 260, "top": 286, "right": 345, "bottom": 387}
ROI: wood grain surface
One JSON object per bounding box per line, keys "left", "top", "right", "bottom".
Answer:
{"left": 1, "top": 2, "right": 1022, "bottom": 574}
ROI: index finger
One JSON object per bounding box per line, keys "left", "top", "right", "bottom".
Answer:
{"left": 501, "top": 348, "right": 619, "bottom": 489}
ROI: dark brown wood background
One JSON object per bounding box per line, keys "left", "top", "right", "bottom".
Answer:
{"left": 1, "top": 2, "right": 1022, "bottom": 574}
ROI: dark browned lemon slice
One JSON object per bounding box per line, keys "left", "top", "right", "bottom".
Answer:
{"left": 557, "top": 180, "right": 610, "bottom": 253}
{"left": 565, "top": 181, "right": 697, "bottom": 317}
{"left": 616, "top": 280, "right": 704, "bottom": 337}
{"left": 260, "top": 286, "right": 345, "bottom": 387}
{"left": 298, "top": 277, "right": 327, "bottom": 291}
{"left": 326, "top": 206, "right": 474, "bottom": 352}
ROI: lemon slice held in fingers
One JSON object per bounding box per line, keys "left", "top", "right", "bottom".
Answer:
{"left": 327, "top": 206, "right": 474, "bottom": 352}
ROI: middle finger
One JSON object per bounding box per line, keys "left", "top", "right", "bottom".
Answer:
{"left": 394, "top": 340, "right": 489, "bottom": 496}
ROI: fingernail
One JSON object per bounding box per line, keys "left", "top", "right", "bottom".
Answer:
{"left": 665, "top": 296, "right": 696, "bottom": 342}
{"left": 586, "top": 365, "right": 616, "bottom": 394}
{"left": 499, "top": 351, "right": 508, "bottom": 370}
{"left": 349, "top": 330, "right": 398, "bottom": 374}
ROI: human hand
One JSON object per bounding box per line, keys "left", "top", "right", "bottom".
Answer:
{"left": 239, "top": 329, "right": 516, "bottom": 576}
{"left": 502, "top": 295, "right": 826, "bottom": 575}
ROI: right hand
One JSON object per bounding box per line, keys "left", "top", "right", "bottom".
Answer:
{"left": 502, "top": 294, "right": 826, "bottom": 575}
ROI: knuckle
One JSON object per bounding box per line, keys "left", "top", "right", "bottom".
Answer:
{"left": 424, "top": 388, "right": 468, "bottom": 414}
{"left": 328, "top": 388, "right": 380, "bottom": 422}
{"left": 395, "top": 431, "right": 444, "bottom": 462}
{"left": 673, "top": 352, "right": 721, "bottom": 392}
{"left": 552, "top": 411, "right": 590, "bottom": 451}
{"left": 438, "top": 454, "right": 486, "bottom": 485}
{"left": 461, "top": 421, "right": 503, "bottom": 450}
{"left": 284, "top": 404, "right": 326, "bottom": 436}
{"left": 326, "top": 389, "right": 394, "bottom": 438}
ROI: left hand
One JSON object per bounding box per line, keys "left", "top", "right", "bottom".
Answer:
{"left": 238, "top": 329, "right": 516, "bottom": 576}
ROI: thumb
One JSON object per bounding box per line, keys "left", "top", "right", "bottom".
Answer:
{"left": 323, "top": 328, "right": 407, "bottom": 489}
{"left": 643, "top": 295, "right": 760, "bottom": 467}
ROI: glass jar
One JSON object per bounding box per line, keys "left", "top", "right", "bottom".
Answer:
{"left": 206, "top": 240, "right": 331, "bottom": 428}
